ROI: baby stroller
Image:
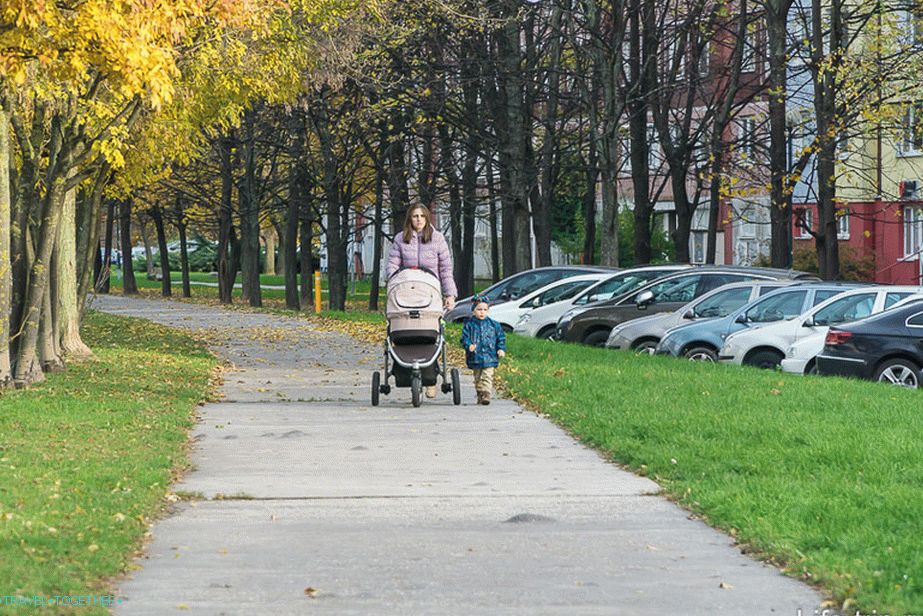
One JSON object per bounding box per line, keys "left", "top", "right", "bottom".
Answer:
{"left": 372, "top": 267, "right": 461, "bottom": 407}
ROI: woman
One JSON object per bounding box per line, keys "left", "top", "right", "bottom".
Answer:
{"left": 386, "top": 206, "right": 457, "bottom": 398}
{"left": 386, "top": 205, "right": 457, "bottom": 310}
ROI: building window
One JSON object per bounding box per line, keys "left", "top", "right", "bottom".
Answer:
{"left": 691, "top": 231, "right": 707, "bottom": 264}
{"left": 900, "top": 9, "right": 923, "bottom": 47}
{"left": 739, "top": 213, "right": 757, "bottom": 238}
{"left": 795, "top": 208, "right": 813, "bottom": 239}
{"left": 836, "top": 208, "right": 850, "bottom": 240}
{"left": 899, "top": 103, "right": 923, "bottom": 156}
{"left": 906, "top": 206, "right": 923, "bottom": 258}
{"left": 739, "top": 117, "right": 758, "bottom": 161}
{"left": 647, "top": 123, "right": 662, "bottom": 168}
{"left": 742, "top": 19, "right": 760, "bottom": 72}
{"left": 697, "top": 39, "right": 710, "bottom": 76}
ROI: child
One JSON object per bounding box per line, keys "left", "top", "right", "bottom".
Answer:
{"left": 460, "top": 294, "right": 506, "bottom": 405}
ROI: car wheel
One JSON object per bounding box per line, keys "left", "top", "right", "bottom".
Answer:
{"left": 583, "top": 330, "right": 611, "bottom": 347}
{"left": 536, "top": 326, "right": 555, "bottom": 340}
{"left": 684, "top": 346, "right": 717, "bottom": 362}
{"left": 874, "top": 359, "right": 920, "bottom": 389}
{"left": 632, "top": 339, "right": 658, "bottom": 355}
{"left": 744, "top": 349, "right": 783, "bottom": 370}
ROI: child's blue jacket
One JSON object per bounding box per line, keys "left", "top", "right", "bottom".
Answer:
{"left": 460, "top": 316, "right": 506, "bottom": 368}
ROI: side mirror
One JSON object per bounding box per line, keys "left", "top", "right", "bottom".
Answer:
{"left": 735, "top": 313, "right": 749, "bottom": 324}
{"left": 499, "top": 290, "right": 510, "bottom": 301}
{"left": 802, "top": 316, "right": 815, "bottom": 327}
{"left": 531, "top": 297, "right": 541, "bottom": 309}
{"left": 683, "top": 309, "right": 695, "bottom": 320}
{"left": 635, "top": 290, "right": 655, "bottom": 309}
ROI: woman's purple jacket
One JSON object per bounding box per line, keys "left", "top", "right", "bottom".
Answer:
{"left": 386, "top": 228, "right": 458, "bottom": 298}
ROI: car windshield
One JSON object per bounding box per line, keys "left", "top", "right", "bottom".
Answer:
{"left": 744, "top": 291, "right": 807, "bottom": 322}
{"left": 574, "top": 270, "right": 672, "bottom": 306}
{"left": 485, "top": 271, "right": 561, "bottom": 302}
{"left": 812, "top": 293, "right": 875, "bottom": 326}
{"left": 629, "top": 275, "right": 700, "bottom": 305}
{"left": 533, "top": 279, "right": 596, "bottom": 307}
{"left": 692, "top": 287, "right": 753, "bottom": 318}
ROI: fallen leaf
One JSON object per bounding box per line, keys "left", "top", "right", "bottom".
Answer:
{"left": 304, "top": 587, "right": 318, "bottom": 597}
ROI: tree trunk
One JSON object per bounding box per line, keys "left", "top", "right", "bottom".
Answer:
{"left": 76, "top": 165, "right": 108, "bottom": 311}
{"left": 768, "top": 0, "right": 793, "bottom": 268}
{"left": 141, "top": 220, "right": 155, "bottom": 279}
{"left": 38, "top": 278, "right": 63, "bottom": 373}
{"left": 263, "top": 227, "right": 276, "bottom": 275}
{"left": 486, "top": 157, "right": 501, "bottom": 282}
{"left": 0, "top": 100, "right": 12, "bottom": 387}
{"left": 99, "top": 200, "right": 115, "bottom": 293}
{"left": 299, "top": 204, "right": 313, "bottom": 308}
{"left": 13, "top": 129, "right": 71, "bottom": 386}
{"left": 55, "top": 181, "right": 92, "bottom": 359}
{"left": 120, "top": 199, "right": 138, "bottom": 295}
{"left": 149, "top": 204, "right": 171, "bottom": 296}
{"left": 583, "top": 131, "right": 601, "bottom": 265}
{"left": 628, "top": 0, "right": 654, "bottom": 264}
{"left": 217, "top": 135, "right": 234, "bottom": 304}
{"left": 369, "top": 165, "right": 384, "bottom": 311}
{"left": 312, "top": 96, "right": 347, "bottom": 311}
{"left": 238, "top": 112, "right": 262, "bottom": 307}
{"left": 177, "top": 221, "right": 191, "bottom": 297}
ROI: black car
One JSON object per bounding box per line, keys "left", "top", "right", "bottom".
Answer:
{"left": 444, "top": 265, "right": 615, "bottom": 323}
{"left": 556, "top": 266, "right": 820, "bottom": 346}
{"left": 816, "top": 302, "right": 923, "bottom": 389}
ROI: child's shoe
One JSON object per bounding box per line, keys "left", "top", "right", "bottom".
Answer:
{"left": 479, "top": 392, "right": 491, "bottom": 405}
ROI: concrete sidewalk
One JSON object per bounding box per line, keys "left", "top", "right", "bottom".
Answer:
{"left": 95, "top": 295, "right": 825, "bottom": 615}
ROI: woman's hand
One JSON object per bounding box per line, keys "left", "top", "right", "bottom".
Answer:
{"left": 497, "top": 350, "right": 506, "bottom": 358}
{"left": 468, "top": 344, "right": 477, "bottom": 352}
{"left": 444, "top": 296, "right": 456, "bottom": 310}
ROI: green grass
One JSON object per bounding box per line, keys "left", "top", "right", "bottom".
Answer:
{"left": 493, "top": 336, "right": 923, "bottom": 613}
{"left": 0, "top": 312, "right": 218, "bottom": 614}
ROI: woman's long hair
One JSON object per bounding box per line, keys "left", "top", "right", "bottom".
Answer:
{"left": 401, "top": 205, "right": 434, "bottom": 244}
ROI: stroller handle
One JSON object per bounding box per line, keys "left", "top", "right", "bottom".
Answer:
{"left": 388, "top": 265, "right": 440, "bottom": 281}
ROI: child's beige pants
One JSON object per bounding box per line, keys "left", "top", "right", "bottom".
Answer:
{"left": 472, "top": 367, "right": 495, "bottom": 394}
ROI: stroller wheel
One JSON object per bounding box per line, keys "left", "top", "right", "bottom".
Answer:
{"left": 451, "top": 368, "right": 461, "bottom": 405}
{"left": 371, "top": 372, "right": 381, "bottom": 406}
{"left": 411, "top": 375, "right": 422, "bottom": 408}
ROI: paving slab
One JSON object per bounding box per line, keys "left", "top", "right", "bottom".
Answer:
{"left": 93, "top": 294, "right": 826, "bottom": 615}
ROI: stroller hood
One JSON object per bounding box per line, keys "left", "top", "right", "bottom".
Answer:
{"left": 387, "top": 268, "right": 444, "bottom": 317}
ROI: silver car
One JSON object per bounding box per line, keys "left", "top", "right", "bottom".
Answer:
{"left": 605, "top": 281, "right": 794, "bottom": 353}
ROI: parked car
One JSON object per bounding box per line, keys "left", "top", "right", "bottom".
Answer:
{"left": 484, "top": 274, "right": 610, "bottom": 331}
{"left": 513, "top": 265, "right": 689, "bottom": 338}
{"left": 719, "top": 286, "right": 923, "bottom": 370}
{"left": 556, "top": 266, "right": 818, "bottom": 346}
{"left": 817, "top": 301, "right": 923, "bottom": 389}
{"left": 444, "top": 265, "right": 615, "bottom": 323}
{"left": 781, "top": 291, "right": 923, "bottom": 374}
{"left": 605, "top": 280, "right": 793, "bottom": 353}
{"left": 654, "top": 283, "right": 853, "bottom": 362}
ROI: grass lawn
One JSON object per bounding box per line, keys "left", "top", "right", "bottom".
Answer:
{"left": 0, "top": 312, "right": 218, "bottom": 614}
